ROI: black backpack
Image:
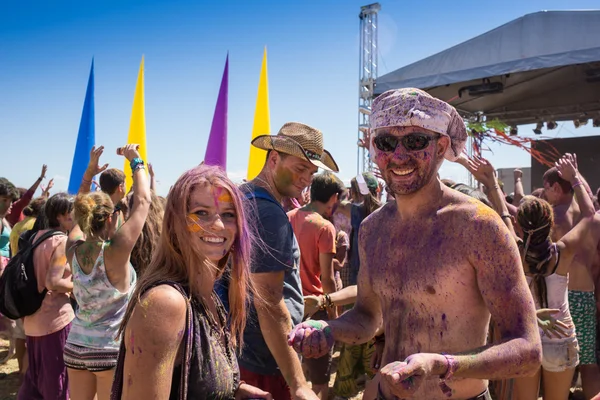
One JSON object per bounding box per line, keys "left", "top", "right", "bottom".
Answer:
{"left": 0, "top": 229, "right": 63, "bottom": 320}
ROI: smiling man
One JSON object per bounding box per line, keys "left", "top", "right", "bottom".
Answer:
{"left": 238, "top": 122, "right": 338, "bottom": 400}
{"left": 288, "top": 88, "right": 541, "bottom": 400}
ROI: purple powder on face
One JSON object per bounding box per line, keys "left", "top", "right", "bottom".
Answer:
{"left": 442, "top": 313, "right": 446, "bottom": 321}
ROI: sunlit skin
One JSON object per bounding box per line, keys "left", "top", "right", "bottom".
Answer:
{"left": 0, "top": 195, "right": 13, "bottom": 218}
{"left": 270, "top": 152, "right": 318, "bottom": 200}
{"left": 186, "top": 185, "right": 237, "bottom": 263}
{"left": 289, "top": 126, "right": 542, "bottom": 399}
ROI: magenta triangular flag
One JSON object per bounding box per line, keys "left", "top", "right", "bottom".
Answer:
{"left": 204, "top": 54, "right": 229, "bottom": 169}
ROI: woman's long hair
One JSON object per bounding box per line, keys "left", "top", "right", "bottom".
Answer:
{"left": 119, "top": 165, "right": 255, "bottom": 348}
{"left": 517, "top": 195, "right": 555, "bottom": 308}
{"left": 128, "top": 192, "right": 165, "bottom": 277}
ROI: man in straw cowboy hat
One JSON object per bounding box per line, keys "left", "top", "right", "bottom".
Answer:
{"left": 236, "top": 122, "right": 338, "bottom": 400}
{"left": 288, "top": 88, "right": 542, "bottom": 399}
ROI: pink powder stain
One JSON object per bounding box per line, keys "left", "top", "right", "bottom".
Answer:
{"left": 127, "top": 375, "right": 133, "bottom": 387}
{"left": 130, "top": 332, "right": 135, "bottom": 355}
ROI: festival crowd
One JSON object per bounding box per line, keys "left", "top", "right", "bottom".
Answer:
{"left": 1, "top": 88, "right": 600, "bottom": 400}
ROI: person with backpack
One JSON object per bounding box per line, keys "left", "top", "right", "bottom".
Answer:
{"left": 18, "top": 192, "right": 75, "bottom": 400}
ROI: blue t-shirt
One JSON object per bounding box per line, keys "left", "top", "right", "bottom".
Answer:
{"left": 232, "top": 184, "right": 303, "bottom": 376}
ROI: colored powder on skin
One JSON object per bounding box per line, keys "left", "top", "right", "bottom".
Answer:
{"left": 56, "top": 255, "right": 68, "bottom": 265}
{"left": 127, "top": 375, "right": 133, "bottom": 387}
{"left": 137, "top": 346, "right": 143, "bottom": 354}
{"left": 130, "top": 332, "right": 135, "bottom": 355}
{"left": 186, "top": 213, "right": 202, "bottom": 233}
{"left": 217, "top": 189, "right": 233, "bottom": 204}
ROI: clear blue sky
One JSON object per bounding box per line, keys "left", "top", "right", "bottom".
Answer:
{"left": 1, "top": 0, "right": 598, "bottom": 195}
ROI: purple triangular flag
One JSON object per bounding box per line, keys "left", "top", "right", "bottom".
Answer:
{"left": 204, "top": 54, "right": 229, "bottom": 169}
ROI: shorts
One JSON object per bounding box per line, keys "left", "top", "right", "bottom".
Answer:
{"left": 63, "top": 342, "right": 119, "bottom": 372}
{"left": 240, "top": 366, "right": 291, "bottom": 400}
{"left": 568, "top": 290, "right": 597, "bottom": 365}
{"left": 541, "top": 337, "right": 579, "bottom": 372}
{"left": 302, "top": 310, "right": 333, "bottom": 385}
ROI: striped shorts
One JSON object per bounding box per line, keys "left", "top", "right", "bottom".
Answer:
{"left": 63, "top": 342, "right": 119, "bottom": 372}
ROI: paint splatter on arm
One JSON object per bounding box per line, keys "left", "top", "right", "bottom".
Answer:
{"left": 46, "top": 239, "right": 73, "bottom": 293}
{"left": 454, "top": 210, "right": 541, "bottom": 379}
{"left": 121, "top": 285, "right": 187, "bottom": 399}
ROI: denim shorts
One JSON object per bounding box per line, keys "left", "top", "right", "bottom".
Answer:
{"left": 541, "top": 337, "right": 579, "bottom": 372}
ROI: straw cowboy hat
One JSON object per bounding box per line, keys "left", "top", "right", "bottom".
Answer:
{"left": 251, "top": 122, "right": 339, "bottom": 172}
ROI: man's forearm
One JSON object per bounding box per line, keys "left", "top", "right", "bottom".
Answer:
{"left": 255, "top": 298, "right": 307, "bottom": 390}
{"left": 438, "top": 337, "right": 541, "bottom": 379}
{"left": 330, "top": 305, "right": 381, "bottom": 344}
{"left": 78, "top": 171, "right": 94, "bottom": 194}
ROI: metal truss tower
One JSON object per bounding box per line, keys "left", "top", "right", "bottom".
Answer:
{"left": 358, "top": 3, "right": 380, "bottom": 174}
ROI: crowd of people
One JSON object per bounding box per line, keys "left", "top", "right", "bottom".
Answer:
{"left": 1, "top": 87, "right": 600, "bottom": 400}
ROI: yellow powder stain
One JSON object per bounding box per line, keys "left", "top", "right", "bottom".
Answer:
{"left": 475, "top": 202, "right": 496, "bottom": 219}
{"left": 187, "top": 213, "right": 202, "bottom": 233}
{"left": 56, "top": 255, "right": 68, "bottom": 265}
{"left": 217, "top": 190, "right": 233, "bottom": 203}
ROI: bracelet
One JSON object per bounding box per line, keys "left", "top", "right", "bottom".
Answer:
{"left": 500, "top": 214, "right": 511, "bottom": 219}
{"left": 236, "top": 379, "right": 245, "bottom": 392}
{"left": 81, "top": 176, "right": 92, "bottom": 184}
{"left": 439, "top": 353, "right": 458, "bottom": 397}
{"left": 377, "top": 383, "right": 388, "bottom": 400}
{"left": 130, "top": 157, "right": 144, "bottom": 171}
{"left": 572, "top": 181, "right": 583, "bottom": 190}
{"left": 324, "top": 293, "right": 335, "bottom": 308}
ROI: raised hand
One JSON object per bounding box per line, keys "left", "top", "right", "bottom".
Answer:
{"left": 86, "top": 146, "right": 109, "bottom": 177}
{"left": 514, "top": 168, "right": 523, "bottom": 181}
{"left": 555, "top": 154, "right": 578, "bottom": 183}
{"left": 119, "top": 144, "right": 141, "bottom": 162}
{"left": 287, "top": 320, "right": 335, "bottom": 359}
{"left": 40, "top": 164, "right": 48, "bottom": 180}
{"left": 358, "top": 129, "right": 372, "bottom": 149}
{"left": 148, "top": 163, "right": 155, "bottom": 177}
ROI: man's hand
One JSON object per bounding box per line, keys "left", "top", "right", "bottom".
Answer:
{"left": 555, "top": 154, "right": 579, "bottom": 184}
{"left": 40, "top": 164, "right": 48, "bottom": 180}
{"left": 537, "top": 309, "right": 571, "bottom": 339}
{"left": 514, "top": 168, "right": 523, "bottom": 181}
{"left": 358, "top": 129, "right": 372, "bottom": 150}
{"left": 288, "top": 320, "right": 334, "bottom": 359}
{"left": 291, "top": 385, "right": 320, "bottom": 400}
{"left": 303, "top": 295, "right": 323, "bottom": 319}
{"left": 148, "top": 163, "right": 155, "bottom": 177}
{"left": 86, "top": 146, "right": 109, "bottom": 177}
{"left": 463, "top": 157, "right": 497, "bottom": 188}
{"left": 379, "top": 353, "right": 446, "bottom": 399}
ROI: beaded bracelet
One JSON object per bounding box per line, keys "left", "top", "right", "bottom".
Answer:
{"left": 572, "top": 181, "right": 583, "bottom": 190}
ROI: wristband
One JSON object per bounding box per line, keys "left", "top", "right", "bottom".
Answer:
{"left": 130, "top": 157, "right": 144, "bottom": 171}
{"left": 500, "top": 214, "right": 511, "bottom": 220}
{"left": 439, "top": 353, "right": 458, "bottom": 397}
{"left": 572, "top": 181, "right": 583, "bottom": 190}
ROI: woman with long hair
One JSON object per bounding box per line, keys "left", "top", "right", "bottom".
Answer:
{"left": 62, "top": 145, "right": 150, "bottom": 400}
{"left": 111, "top": 164, "right": 271, "bottom": 399}
{"left": 18, "top": 193, "right": 75, "bottom": 400}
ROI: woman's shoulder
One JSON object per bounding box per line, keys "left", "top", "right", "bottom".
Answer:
{"left": 128, "top": 284, "right": 188, "bottom": 339}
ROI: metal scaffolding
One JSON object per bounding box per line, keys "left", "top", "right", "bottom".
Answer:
{"left": 358, "top": 3, "right": 380, "bottom": 174}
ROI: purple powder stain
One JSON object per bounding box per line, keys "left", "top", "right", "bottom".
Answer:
{"left": 137, "top": 346, "right": 143, "bottom": 354}
{"left": 177, "top": 329, "right": 184, "bottom": 339}
{"left": 130, "top": 332, "right": 135, "bottom": 354}
{"left": 442, "top": 313, "right": 446, "bottom": 321}
{"left": 128, "top": 375, "right": 133, "bottom": 387}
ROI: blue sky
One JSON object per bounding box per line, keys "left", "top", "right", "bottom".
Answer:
{"left": 1, "top": 0, "right": 598, "bottom": 195}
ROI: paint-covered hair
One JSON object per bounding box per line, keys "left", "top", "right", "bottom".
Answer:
{"left": 119, "top": 165, "right": 255, "bottom": 348}
{"left": 517, "top": 195, "right": 555, "bottom": 308}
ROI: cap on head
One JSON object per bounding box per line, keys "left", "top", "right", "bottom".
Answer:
{"left": 251, "top": 122, "right": 339, "bottom": 172}
{"left": 370, "top": 88, "right": 467, "bottom": 161}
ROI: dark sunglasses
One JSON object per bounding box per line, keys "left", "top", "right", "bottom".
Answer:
{"left": 373, "top": 133, "right": 439, "bottom": 153}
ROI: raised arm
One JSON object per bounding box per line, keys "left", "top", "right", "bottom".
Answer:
{"left": 106, "top": 145, "right": 151, "bottom": 267}
{"left": 79, "top": 146, "right": 109, "bottom": 194}
{"left": 556, "top": 153, "right": 595, "bottom": 218}
{"left": 6, "top": 165, "right": 46, "bottom": 226}
{"left": 513, "top": 168, "right": 525, "bottom": 205}
{"left": 148, "top": 163, "right": 157, "bottom": 192}
{"left": 121, "top": 285, "right": 187, "bottom": 399}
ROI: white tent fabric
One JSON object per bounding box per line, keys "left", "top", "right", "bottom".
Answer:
{"left": 375, "top": 11, "right": 600, "bottom": 125}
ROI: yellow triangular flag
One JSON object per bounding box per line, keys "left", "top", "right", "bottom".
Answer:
{"left": 247, "top": 48, "right": 270, "bottom": 180}
{"left": 124, "top": 56, "right": 148, "bottom": 190}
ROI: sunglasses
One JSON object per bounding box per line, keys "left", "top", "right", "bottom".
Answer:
{"left": 373, "top": 133, "right": 439, "bottom": 153}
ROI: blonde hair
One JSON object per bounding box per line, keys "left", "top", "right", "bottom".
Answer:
{"left": 74, "top": 192, "right": 114, "bottom": 236}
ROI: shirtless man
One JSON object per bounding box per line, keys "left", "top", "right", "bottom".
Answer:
{"left": 288, "top": 88, "right": 542, "bottom": 400}
{"left": 542, "top": 164, "right": 600, "bottom": 399}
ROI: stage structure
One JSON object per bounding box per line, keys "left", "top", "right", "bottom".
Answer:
{"left": 357, "top": 3, "right": 380, "bottom": 174}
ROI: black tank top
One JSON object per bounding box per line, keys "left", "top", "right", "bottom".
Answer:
{"left": 111, "top": 281, "right": 239, "bottom": 400}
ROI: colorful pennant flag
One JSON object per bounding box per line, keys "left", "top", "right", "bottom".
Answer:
{"left": 68, "top": 59, "right": 95, "bottom": 194}
{"left": 124, "top": 56, "right": 148, "bottom": 190}
{"left": 204, "top": 54, "right": 229, "bottom": 169}
{"left": 247, "top": 48, "right": 270, "bottom": 180}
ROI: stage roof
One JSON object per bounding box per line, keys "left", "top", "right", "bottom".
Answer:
{"left": 374, "top": 11, "right": 600, "bottom": 126}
